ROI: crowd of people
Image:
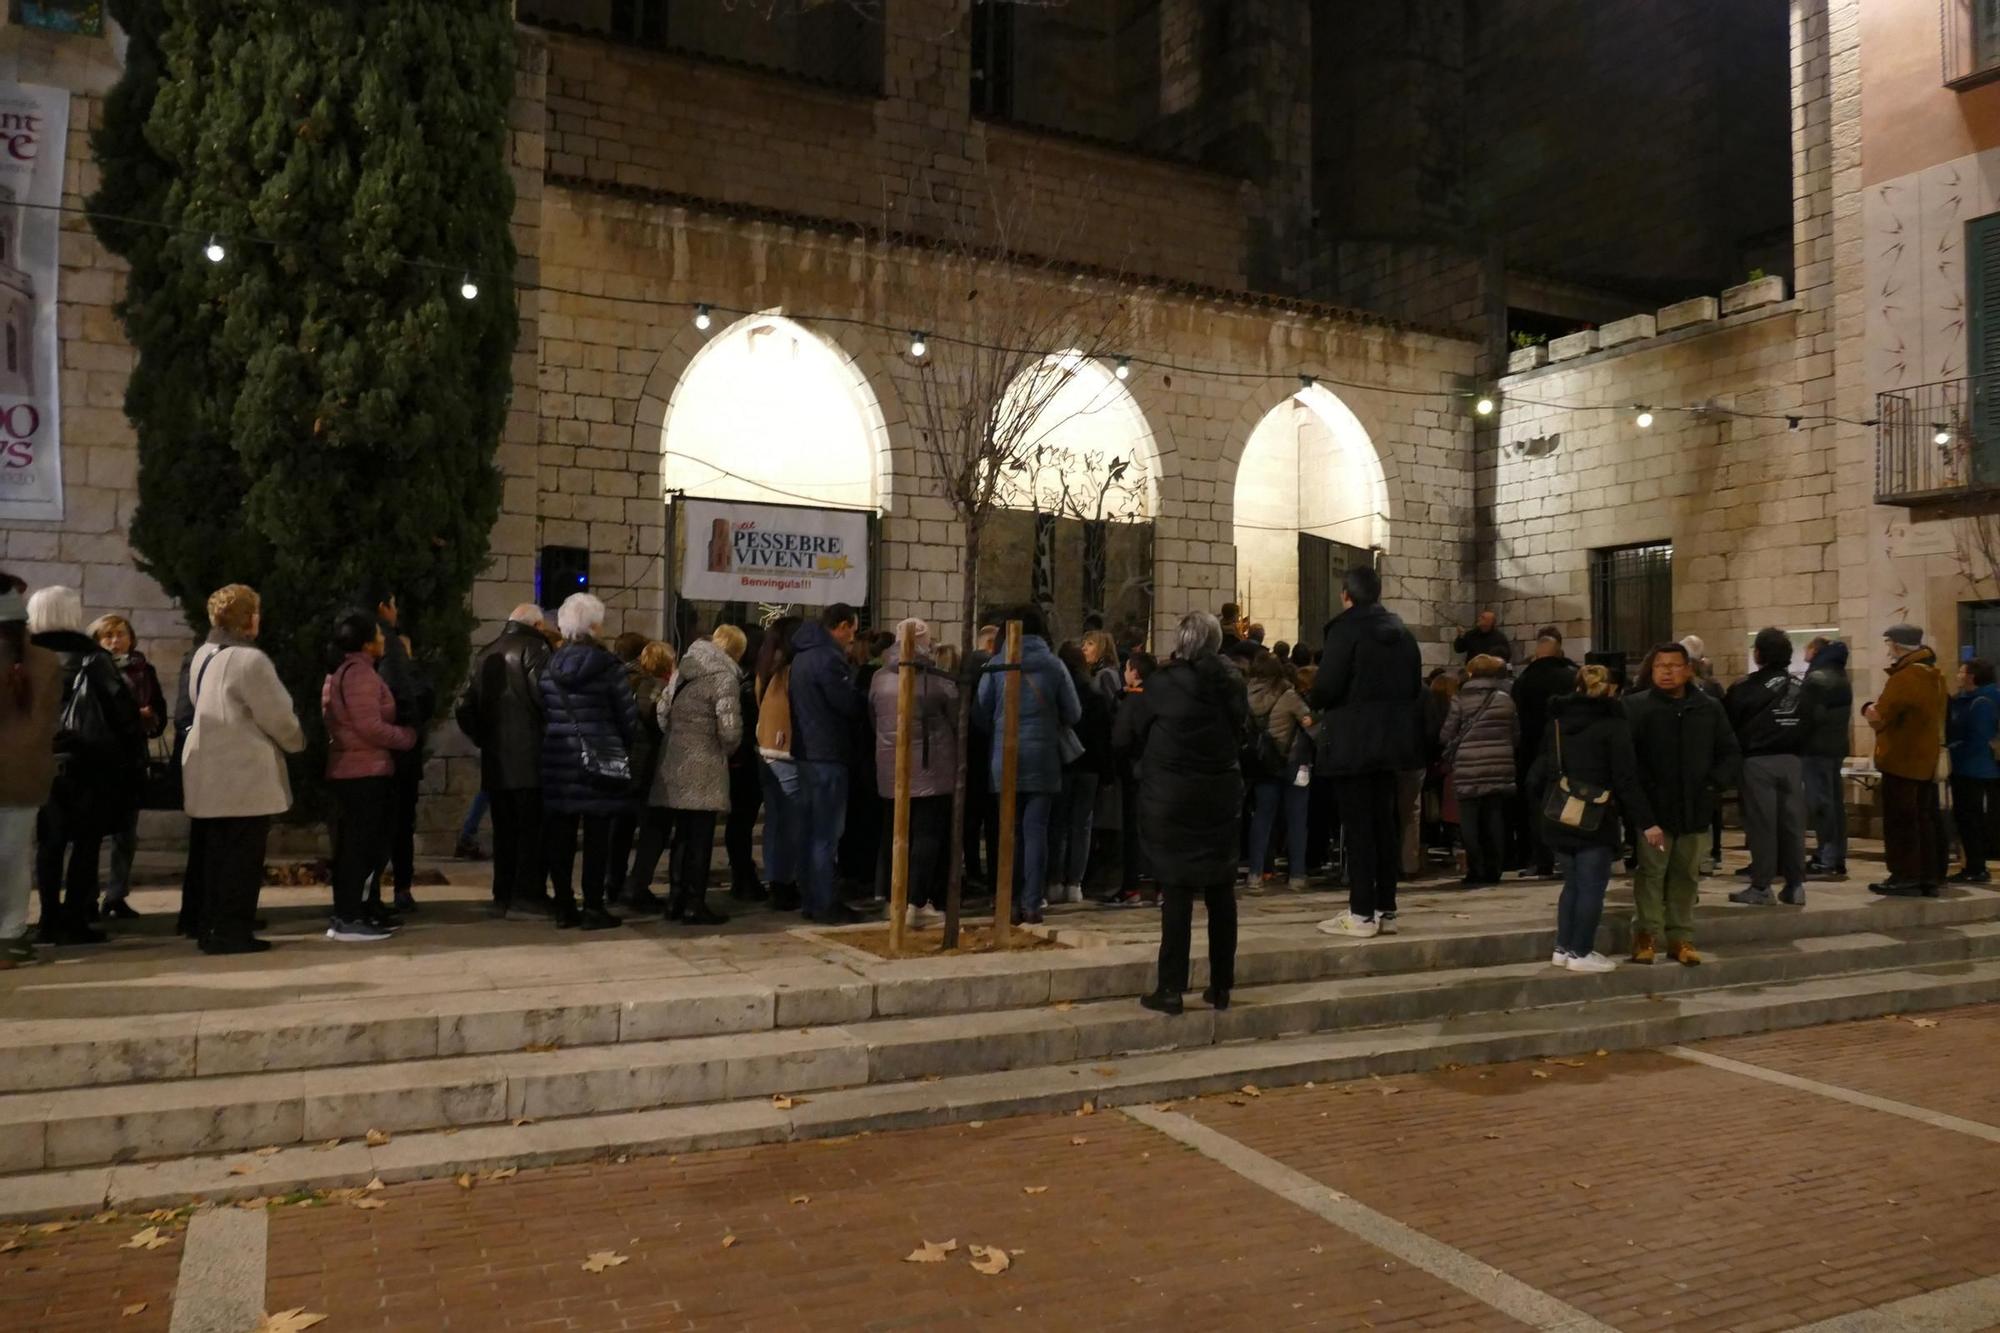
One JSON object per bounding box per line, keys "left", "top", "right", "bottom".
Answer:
{"left": 0, "top": 560, "right": 1976, "bottom": 1012}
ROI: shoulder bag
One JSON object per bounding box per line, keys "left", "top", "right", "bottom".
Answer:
{"left": 1540, "top": 721, "right": 1612, "bottom": 832}
{"left": 1022, "top": 667, "right": 1086, "bottom": 765}
{"left": 1444, "top": 688, "right": 1499, "bottom": 766}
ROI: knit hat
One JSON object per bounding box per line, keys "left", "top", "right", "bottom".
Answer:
{"left": 1678, "top": 634, "right": 1706, "bottom": 660}
{"left": 1884, "top": 623, "right": 1924, "bottom": 648}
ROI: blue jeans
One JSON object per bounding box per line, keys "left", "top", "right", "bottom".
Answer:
{"left": 797, "top": 761, "right": 848, "bottom": 919}
{"left": 1248, "top": 780, "right": 1309, "bottom": 880}
{"left": 459, "top": 790, "right": 490, "bottom": 845}
{"left": 104, "top": 807, "right": 139, "bottom": 905}
{"left": 759, "top": 758, "right": 802, "bottom": 887}
{"left": 1047, "top": 772, "right": 1099, "bottom": 886}
{"left": 1555, "top": 844, "right": 1614, "bottom": 957}
{"left": 1013, "top": 791, "right": 1054, "bottom": 917}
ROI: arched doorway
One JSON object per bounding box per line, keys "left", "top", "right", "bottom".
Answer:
{"left": 659, "top": 313, "right": 890, "bottom": 641}
{"left": 982, "top": 352, "right": 1160, "bottom": 643}
{"left": 1233, "top": 385, "right": 1388, "bottom": 646}
{"left": 662, "top": 312, "right": 887, "bottom": 509}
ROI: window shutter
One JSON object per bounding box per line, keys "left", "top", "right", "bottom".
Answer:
{"left": 1967, "top": 214, "right": 2000, "bottom": 481}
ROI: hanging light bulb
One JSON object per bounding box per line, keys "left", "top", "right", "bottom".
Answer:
{"left": 1934, "top": 425, "right": 1953, "bottom": 447}
{"left": 459, "top": 275, "right": 479, "bottom": 301}
{"left": 203, "top": 234, "right": 225, "bottom": 264}
{"left": 1474, "top": 395, "right": 1495, "bottom": 416}
{"left": 1114, "top": 356, "right": 1131, "bottom": 381}
{"left": 909, "top": 330, "right": 928, "bottom": 358}
{"left": 1635, "top": 407, "right": 1655, "bottom": 429}
{"left": 693, "top": 303, "right": 712, "bottom": 331}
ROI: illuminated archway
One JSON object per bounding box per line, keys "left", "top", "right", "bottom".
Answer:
{"left": 993, "top": 351, "right": 1160, "bottom": 518}
{"left": 1232, "top": 384, "right": 1389, "bottom": 645}
{"left": 661, "top": 312, "right": 887, "bottom": 510}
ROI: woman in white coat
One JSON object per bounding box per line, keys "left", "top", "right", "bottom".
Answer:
{"left": 181, "top": 584, "right": 306, "bottom": 955}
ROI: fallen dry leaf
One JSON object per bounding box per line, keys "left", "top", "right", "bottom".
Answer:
{"left": 511, "top": 1117, "right": 535, "bottom": 1127}
{"left": 1593, "top": 1049, "right": 1609, "bottom": 1057}
{"left": 32, "top": 1222, "right": 69, "bottom": 1235}
{"left": 968, "top": 1120, "right": 986, "bottom": 1129}
{"left": 456, "top": 1174, "right": 473, "bottom": 1190}
{"left": 1907, "top": 1017, "right": 1941, "bottom": 1029}
{"left": 1070, "top": 1136, "right": 1088, "bottom": 1146}
{"left": 904, "top": 1237, "right": 958, "bottom": 1263}
{"left": 0, "top": 1238, "right": 20, "bottom": 1254}
{"left": 1483, "top": 1132, "right": 1502, "bottom": 1140}
{"left": 1022, "top": 1186, "right": 1048, "bottom": 1195}
{"left": 1545, "top": 1058, "right": 1586, "bottom": 1068}
{"left": 1076, "top": 1100, "right": 1096, "bottom": 1117}
{"left": 481, "top": 1167, "right": 518, "bottom": 1182}
{"left": 1225, "top": 1098, "right": 1248, "bottom": 1107}
{"left": 121, "top": 1227, "right": 172, "bottom": 1252}
{"left": 581, "top": 1250, "right": 629, "bottom": 1273}
{"left": 1092, "top": 1066, "right": 1118, "bottom": 1076}
{"left": 522, "top": 1041, "right": 560, "bottom": 1053}
{"left": 789, "top": 1195, "right": 810, "bottom": 1206}
{"left": 122, "top": 1302, "right": 147, "bottom": 1316}
{"left": 364, "top": 1177, "right": 385, "bottom": 1192}
{"left": 1240, "top": 1084, "right": 1261, "bottom": 1097}
{"left": 364, "top": 1129, "right": 391, "bottom": 1147}
{"left": 350, "top": 1198, "right": 387, "bottom": 1212}
{"left": 721, "top": 1235, "right": 737, "bottom": 1249}
{"left": 312, "top": 1140, "right": 341, "bottom": 1152}
{"left": 255, "top": 1145, "right": 282, "bottom": 1157}
{"left": 228, "top": 1163, "right": 258, "bottom": 1176}
{"left": 771, "top": 1095, "right": 796, "bottom": 1110}
{"left": 256, "top": 1308, "right": 328, "bottom": 1333}
{"left": 969, "top": 1244, "right": 1011, "bottom": 1276}
{"left": 1051, "top": 1001, "right": 1075, "bottom": 1012}
{"left": 1573, "top": 1180, "right": 1592, "bottom": 1190}
{"left": 1530, "top": 1070, "right": 1551, "bottom": 1080}
{"left": 1378, "top": 1086, "right": 1401, "bottom": 1097}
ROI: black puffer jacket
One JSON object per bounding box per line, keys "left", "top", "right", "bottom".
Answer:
{"left": 1802, "top": 641, "right": 1853, "bottom": 759}
{"left": 1308, "top": 602, "right": 1424, "bottom": 776}
{"left": 1116, "top": 654, "right": 1251, "bottom": 886}
{"left": 36, "top": 629, "right": 146, "bottom": 833}
{"left": 537, "top": 639, "right": 640, "bottom": 815}
{"left": 460, "top": 620, "right": 552, "bottom": 791}
{"left": 1624, "top": 686, "right": 1742, "bottom": 835}
{"left": 1527, "top": 694, "right": 1656, "bottom": 851}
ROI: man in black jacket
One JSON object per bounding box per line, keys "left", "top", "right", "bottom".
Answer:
{"left": 1800, "top": 637, "right": 1853, "bottom": 877}
{"left": 1453, "top": 609, "right": 1511, "bottom": 663}
{"left": 1512, "top": 627, "right": 1576, "bottom": 877}
{"left": 1310, "top": 566, "right": 1423, "bottom": 937}
{"left": 1625, "top": 644, "right": 1741, "bottom": 964}
{"left": 1724, "top": 627, "right": 1819, "bottom": 906}
{"left": 460, "top": 603, "right": 554, "bottom": 917}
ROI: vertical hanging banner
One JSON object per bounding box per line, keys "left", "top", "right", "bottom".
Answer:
{"left": 0, "top": 82, "right": 67, "bottom": 524}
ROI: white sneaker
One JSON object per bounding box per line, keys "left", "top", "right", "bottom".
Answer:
{"left": 1566, "top": 951, "right": 1618, "bottom": 973}
{"left": 1066, "top": 883, "right": 1084, "bottom": 904}
{"left": 1550, "top": 950, "right": 1574, "bottom": 968}
{"left": 1376, "top": 911, "right": 1399, "bottom": 936}
{"left": 1317, "top": 911, "right": 1380, "bottom": 938}
{"left": 1287, "top": 877, "right": 1310, "bottom": 892}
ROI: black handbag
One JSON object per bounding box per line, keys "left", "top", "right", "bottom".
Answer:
{"left": 550, "top": 674, "right": 633, "bottom": 793}
{"left": 1539, "top": 721, "right": 1611, "bottom": 832}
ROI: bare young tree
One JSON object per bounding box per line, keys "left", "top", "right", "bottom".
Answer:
{"left": 880, "top": 186, "right": 1134, "bottom": 947}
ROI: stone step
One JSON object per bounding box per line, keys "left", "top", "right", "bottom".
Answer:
{"left": 5, "top": 924, "right": 1996, "bottom": 1174}
{"left": 4, "top": 955, "right": 1996, "bottom": 1223}
{"left": 10, "top": 887, "right": 1997, "bottom": 1094}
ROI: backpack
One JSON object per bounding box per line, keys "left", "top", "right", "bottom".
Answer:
{"left": 1242, "top": 706, "right": 1289, "bottom": 782}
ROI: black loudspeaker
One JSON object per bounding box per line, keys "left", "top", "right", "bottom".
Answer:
{"left": 538, "top": 546, "right": 590, "bottom": 612}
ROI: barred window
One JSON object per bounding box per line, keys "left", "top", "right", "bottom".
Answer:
{"left": 1589, "top": 541, "right": 1673, "bottom": 662}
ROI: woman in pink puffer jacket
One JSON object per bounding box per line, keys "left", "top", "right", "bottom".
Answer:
{"left": 321, "top": 610, "right": 416, "bottom": 940}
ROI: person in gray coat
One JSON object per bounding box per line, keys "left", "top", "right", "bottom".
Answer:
{"left": 976, "top": 605, "right": 1081, "bottom": 924}
{"left": 1439, "top": 654, "right": 1520, "bottom": 885}
{"left": 868, "top": 619, "right": 960, "bottom": 925}
{"left": 652, "top": 626, "right": 745, "bottom": 925}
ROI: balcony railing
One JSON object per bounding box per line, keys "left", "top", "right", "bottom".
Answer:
{"left": 1876, "top": 375, "right": 2000, "bottom": 506}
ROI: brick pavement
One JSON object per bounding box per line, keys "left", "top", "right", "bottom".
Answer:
{"left": 1179, "top": 1050, "right": 2000, "bottom": 1333}
{"left": 262, "top": 1113, "right": 1515, "bottom": 1333}
{"left": 0, "top": 1212, "right": 184, "bottom": 1332}
{"left": 1701, "top": 1005, "right": 2000, "bottom": 1130}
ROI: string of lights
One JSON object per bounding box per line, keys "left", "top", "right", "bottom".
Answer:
{"left": 36, "top": 196, "right": 1903, "bottom": 436}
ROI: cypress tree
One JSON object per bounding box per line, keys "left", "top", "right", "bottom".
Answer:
{"left": 90, "top": 1, "right": 518, "bottom": 786}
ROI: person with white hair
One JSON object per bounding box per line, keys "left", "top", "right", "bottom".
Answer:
{"left": 457, "top": 601, "right": 558, "bottom": 918}
{"left": 536, "top": 593, "right": 638, "bottom": 929}
{"left": 27, "top": 585, "right": 147, "bottom": 947}
{"left": 1120, "top": 609, "right": 1251, "bottom": 1014}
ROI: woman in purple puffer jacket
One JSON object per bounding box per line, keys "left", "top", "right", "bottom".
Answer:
{"left": 321, "top": 609, "right": 416, "bottom": 942}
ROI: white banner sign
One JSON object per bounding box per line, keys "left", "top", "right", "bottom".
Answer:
{"left": 0, "top": 82, "right": 66, "bottom": 523}
{"left": 677, "top": 497, "right": 870, "bottom": 606}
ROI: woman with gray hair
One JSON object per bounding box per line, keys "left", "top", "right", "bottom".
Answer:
{"left": 538, "top": 593, "right": 639, "bottom": 930}
{"left": 1116, "top": 609, "right": 1252, "bottom": 1014}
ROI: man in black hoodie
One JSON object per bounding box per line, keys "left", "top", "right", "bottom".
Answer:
{"left": 1453, "top": 609, "right": 1511, "bottom": 664}
{"left": 1512, "top": 627, "right": 1576, "bottom": 878}
{"left": 1800, "top": 636, "right": 1853, "bottom": 877}
{"left": 1310, "top": 566, "right": 1423, "bottom": 938}
{"left": 1724, "top": 628, "right": 1819, "bottom": 905}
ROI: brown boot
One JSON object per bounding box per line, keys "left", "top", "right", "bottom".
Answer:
{"left": 1668, "top": 940, "right": 1701, "bottom": 966}
{"left": 1629, "top": 932, "right": 1655, "bottom": 965}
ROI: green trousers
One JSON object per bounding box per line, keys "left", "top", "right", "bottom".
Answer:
{"left": 1632, "top": 830, "right": 1708, "bottom": 944}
